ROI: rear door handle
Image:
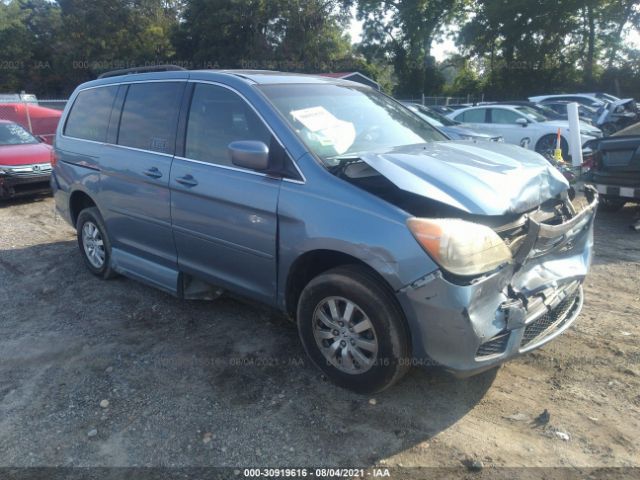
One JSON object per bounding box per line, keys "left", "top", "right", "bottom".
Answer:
{"left": 143, "top": 167, "right": 163, "bottom": 179}
{"left": 175, "top": 174, "right": 198, "bottom": 187}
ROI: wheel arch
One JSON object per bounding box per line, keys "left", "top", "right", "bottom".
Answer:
{"left": 284, "top": 249, "right": 402, "bottom": 320}
{"left": 69, "top": 189, "right": 98, "bottom": 226}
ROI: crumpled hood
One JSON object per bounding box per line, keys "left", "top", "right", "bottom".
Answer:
{"left": 359, "top": 141, "right": 569, "bottom": 215}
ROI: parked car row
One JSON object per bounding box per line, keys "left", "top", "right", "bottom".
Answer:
{"left": 445, "top": 104, "right": 602, "bottom": 159}
{"left": 529, "top": 93, "right": 638, "bottom": 136}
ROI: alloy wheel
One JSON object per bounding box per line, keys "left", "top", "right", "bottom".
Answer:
{"left": 312, "top": 296, "right": 379, "bottom": 374}
{"left": 81, "top": 221, "right": 105, "bottom": 269}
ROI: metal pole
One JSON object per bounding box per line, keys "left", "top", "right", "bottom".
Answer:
{"left": 567, "top": 102, "right": 583, "bottom": 167}
{"left": 24, "top": 100, "right": 33, "bottom": 133}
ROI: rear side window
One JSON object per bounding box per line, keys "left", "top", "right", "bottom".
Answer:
{"left": 117, "top": 82, "right": 184, "bottom": 154}
{"left": 64, "top": 86, "right": 118, "bottom": 142}
{"left": 459, "top": 109, "right": 486, "bottom": 123}
{"left": 185, "top": 84, "right": 271, "bottom": 166}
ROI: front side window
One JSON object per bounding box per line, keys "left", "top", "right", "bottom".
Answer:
{"left": 185, "top": 84, "right": 271, "bottom": 166}
{"left": 64, "top": 86, "right": 118, "bottom": 142}
{"left": 490, "top": 108, "right": 522, "bottom": 124}
{"left": 514, "top": 106, "right": 547, "bottom": 122}
{"left": 259, "top": 84, "right": 445, "bottom": 166}
{"left": 0, "top": 122, "right": 39, "bottom": 146}
{"left": 118, "top": 82, "right": 183, "bottom": 154}
{"left": 415, "top": 105, "right": 458, "bottom": 126}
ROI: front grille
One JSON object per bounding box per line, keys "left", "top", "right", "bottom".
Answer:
{"left": 520, "top": 290, "right": 581, "bottom": 348}
{"left": 1, "top": 164, "right": 52, "bottom": 177}
{"left": 477, "top": 331, "right": 510, "bottom": 357}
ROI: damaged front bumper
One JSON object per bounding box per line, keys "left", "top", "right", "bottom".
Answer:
{"left": 396, "top": 187, "right": 598, "bottom": 375}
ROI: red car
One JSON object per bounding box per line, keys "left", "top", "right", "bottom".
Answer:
{"left": 0, "top": 120, "right": 54, "bottom": 199}
{"left": 0, "top": 103, "right": 62, "bottom": 145}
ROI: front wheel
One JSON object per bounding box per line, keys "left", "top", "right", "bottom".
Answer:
{"left": 535, "top": 134, "right": 569, "bottom": 159}
{"left": 76, "top": 207, "right": 117, "bottom": 279}
{"left": 297, "top": 265, "right": 411, "bottom": 393}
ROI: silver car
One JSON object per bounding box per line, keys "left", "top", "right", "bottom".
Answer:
{"left": 52, "top": 68, "right": 598, "bottom": 393}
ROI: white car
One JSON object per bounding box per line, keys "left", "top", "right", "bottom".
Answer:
{"left": 528, "top": 94, "right": 607, "bottom": 109}
{"left": 447, "top": 105, "right": 602, "bottom": 157}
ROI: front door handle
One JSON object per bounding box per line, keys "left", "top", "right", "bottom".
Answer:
{"left": 143, "top": 167, "right": 163, "bottom": 179}
{"left": 175, "top": 174, "right": 198, "bottom": 187}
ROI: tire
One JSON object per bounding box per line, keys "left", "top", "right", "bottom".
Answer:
{"left": 599, "top": 197, "right": 626, "bottom": 212}
{"left": 297, "top": 265, "right": 411, "bottom": 394}
{"left": 76, "top": 207, "right": 117, "bottom": 279}
{"left": 535, "top": 134, "right": 569, "bottom": 160}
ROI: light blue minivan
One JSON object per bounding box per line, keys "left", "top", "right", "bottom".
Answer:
{"left": 52, "top": 67, "right": 598, "bottom": 392}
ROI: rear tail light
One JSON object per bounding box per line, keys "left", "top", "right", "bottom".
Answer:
{"left": 50, "top": 149, "right": 59, "bottom": 168}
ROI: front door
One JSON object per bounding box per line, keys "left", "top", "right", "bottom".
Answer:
{"left": 170, "top": 83, "right": 281, "bottom": 304}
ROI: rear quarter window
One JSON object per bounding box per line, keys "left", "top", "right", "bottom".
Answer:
{"left": 64, "top": 86, "right": 118, "bottom": 142}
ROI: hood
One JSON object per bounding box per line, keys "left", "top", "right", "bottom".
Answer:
{"left": 0, "top": 143, "right": 53, "bottom": 166}
{"left": 359, "top": 141, "right": 569, "bottom": 216}
{"left": 442, "top": 125, "right": 493, "bottom": 140}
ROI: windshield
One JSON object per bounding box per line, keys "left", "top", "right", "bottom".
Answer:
{"left": 412, "top": 104, "right": 458, "bottom": 126}
{"left": 597, "top": 93, "right": 619, "bottom": 103}
{"left": 0, "top": 123, "right": 38, "bottom": 146}
{"left": 259, "top": 84, "right": 446, "bottom": 166}
{"left": 515, "top": 106, "right": 548, "bottom": 122}
{"left": 531, "top": 104, "right": 560, "bottom": 119}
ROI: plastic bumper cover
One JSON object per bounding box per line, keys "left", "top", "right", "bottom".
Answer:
{"left": 396, "top": 187, "right": 598, "bottom": 375}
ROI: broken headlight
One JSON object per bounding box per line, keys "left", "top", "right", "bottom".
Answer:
{"left": 407, "top": 218, "right": 512, "bottom": 276}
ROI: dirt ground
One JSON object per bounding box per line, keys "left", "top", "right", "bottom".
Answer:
{"left": 0, "top": 195, "right": 639, "bottom": 474}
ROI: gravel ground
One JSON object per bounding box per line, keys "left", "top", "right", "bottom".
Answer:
{"left": 0, "top": 195, "right": 639, "bottom": 472}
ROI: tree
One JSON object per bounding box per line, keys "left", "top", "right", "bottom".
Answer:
{"left": 172, "top": 0, "right": 356, "bottom": 72}
{"left": 355, "top": 0, "right": 466, "bottom": 96}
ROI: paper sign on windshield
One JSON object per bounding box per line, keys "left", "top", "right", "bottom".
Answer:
{"left": 290, "top": 106, "right": 356, "bottom": 155}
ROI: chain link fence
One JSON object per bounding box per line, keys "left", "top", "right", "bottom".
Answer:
{"left": 395, "top": 95, "right": 472, "bottom": 106}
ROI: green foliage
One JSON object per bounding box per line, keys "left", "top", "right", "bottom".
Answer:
{"left": 456, "top": 0, "right": 640, "bottom": 99}
{"left": 172, "top": 0, "right": 359, "bottom": 72}
{"left": 1, "top": 0, "right": 639, "bottom": 99}
{"left": 355, "top": 0, "right": 467, "bottom": 96}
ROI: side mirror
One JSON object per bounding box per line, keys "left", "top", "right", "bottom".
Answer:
{"left": 228, "top": 140, "right": 269, "bottom": 171}
{"left": 515, "top": 118, "right": 529, "bottom": 127}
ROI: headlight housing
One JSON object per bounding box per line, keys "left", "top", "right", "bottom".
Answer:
{"left": 407, "top": 218, "right": 512, "bottom": 276}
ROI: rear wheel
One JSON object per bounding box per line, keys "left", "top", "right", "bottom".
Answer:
{"left": 297, "top": 265, "right": 411, "bottom": 393}
{"left": 76, "top": 207, "right": 117, "bottom": 279}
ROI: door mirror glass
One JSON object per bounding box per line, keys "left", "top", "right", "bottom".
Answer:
{"left": 515, "top": 117, "right": 529, "bottom": 127}
{"left": 229, "top": 141, "right": 270, "bottom": 171}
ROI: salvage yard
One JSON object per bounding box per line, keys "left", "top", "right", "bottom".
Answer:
{"left": 0, "top": 195, "right": 639, "bottom": 470}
